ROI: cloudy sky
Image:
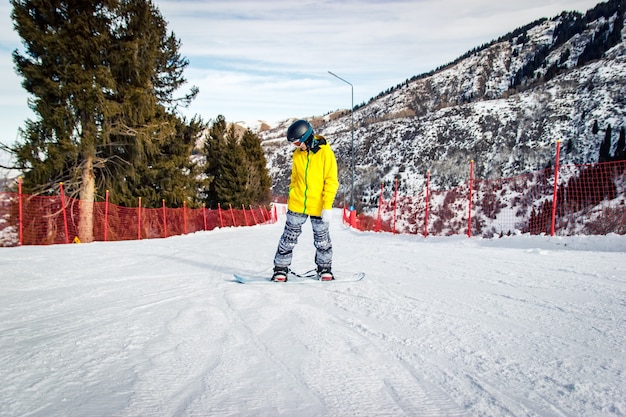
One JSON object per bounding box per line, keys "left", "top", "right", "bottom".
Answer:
{"left": 0, "top": 0, "right": 602, "bottom": 169}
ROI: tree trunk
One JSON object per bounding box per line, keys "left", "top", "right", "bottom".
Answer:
{"left": 79, "top": 153, "right": 95, "bottom": 243}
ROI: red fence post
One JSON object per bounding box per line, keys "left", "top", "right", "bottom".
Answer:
{"left": 423, "top": 170, "right": 430, "bottom": 237}
{"left": 392, "top": 179, "right": 399, "bottom": 234}
{"left": 468, "top": 160, "right": 474, "bottom": 238}
{"left": 183, "top": 201, "right": 187, "bottom": 234}
{"left": 104, "top": 190, "right": 109, "bottom": 242}
{"left": 250, "top": 205, "right": 259, "bottom": 225}
{"left": 376, "top": 182, "right": 384, "bottom": 232}
{"left": 551, "top": 140, "right": 562, "bottom": 236}
{"left": 242, "top": 204, "right": 250, "bottom": 226}
{"left": 203, "top": 203, "right": 207, "bottom": 230}
{"left": 18, "top": 177, "right": 23, "bottom": 246}
{"left": 218, "top": 203, "right": 224, "bottom": 227}
{"left": 59, "top": 182, "right": 70, "bottom": 244}
{"left": 162, "top": 199, "right": 167, "bottom": 238}
{"left": 229, "top": 204, "right": 237, "bottom": 226}
{"left": 137, "top": 196, "right": 142, "bottom": 240}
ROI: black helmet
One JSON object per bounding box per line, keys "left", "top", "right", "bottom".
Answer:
{"left": 287, "top": 120, "right": 313, "bottom": 144}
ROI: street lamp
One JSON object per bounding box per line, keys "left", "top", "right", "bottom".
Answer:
{"left": 328, "top": 71, "right": 355, "bottom": 210}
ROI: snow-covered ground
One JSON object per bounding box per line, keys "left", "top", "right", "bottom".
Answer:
{"left": 1, "top": 209, "right": 625, "bottom": 417}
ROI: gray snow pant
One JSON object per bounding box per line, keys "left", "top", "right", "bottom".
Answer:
{"left": 273, "top": 210, "right": 333, "bottom": 270}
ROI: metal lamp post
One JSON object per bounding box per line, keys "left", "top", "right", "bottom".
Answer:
{"left": 328, "top": 71, "right": 355, "bottom": 210}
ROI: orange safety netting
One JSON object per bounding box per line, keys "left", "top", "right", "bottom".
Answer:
{"left": 0, "top": 192, "right": 275, "bottom": 247}
{"left": 343, "top": 160, "right": 626, "bottom": 237}
{"left": 2, "top": 160, "right": 626, "bottom": 246}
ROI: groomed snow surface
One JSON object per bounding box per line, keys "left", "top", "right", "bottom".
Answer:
{"left": 1, "top": 209, "right": 625, "bottom": 417}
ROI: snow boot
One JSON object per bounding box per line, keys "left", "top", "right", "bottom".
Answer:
{"left": 317, "top": 267, "right": 334, "bottom": 281}
{"left": 271, "top": 266, "right": 289, "bottom": 282}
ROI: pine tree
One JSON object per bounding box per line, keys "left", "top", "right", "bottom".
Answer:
{"left": 203, "top": 115, "right": 229, "bottom": 209}
{"left": 95, "top": 0, "right": 201, "bottom": 208}
{"left": 11, "top": 0, "right": 117, "bottom": 241}
{"left": 9, "top": 0, "right": 200, "bottom": 240}
{"left": 203, "top": 117, "right": 272, "bottom": 209}
{"left": 240, "top": 129, "right": 272, "bottom": 205}
{"left": 115, "top": 112, "right": 208, "bottom": 208}
{"left": 214, "top": 124, "right": 249, "bottom": 207}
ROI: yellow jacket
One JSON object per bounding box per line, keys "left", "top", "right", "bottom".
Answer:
{"left": 287, "top": 136, "right": 339, "bottom": 217}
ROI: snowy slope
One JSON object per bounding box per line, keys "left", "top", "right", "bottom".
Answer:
{"left": 1, "top": 210, "right": 625, "bottom": 416}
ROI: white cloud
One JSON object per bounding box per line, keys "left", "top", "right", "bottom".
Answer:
{"left": 149, "top": 0, "right": 606, "bottom": 124}
{"left": 0, "top": 0, "right": 603, "bottom": 157}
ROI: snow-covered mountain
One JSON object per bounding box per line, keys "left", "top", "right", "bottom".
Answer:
{"left": 260, "top": 1, "right": 626, "bottom": 209}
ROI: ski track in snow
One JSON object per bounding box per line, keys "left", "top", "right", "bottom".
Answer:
{"left": 0, "top": 210, "right": 625, "bottom": 417}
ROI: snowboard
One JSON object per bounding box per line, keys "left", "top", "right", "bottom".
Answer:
{"left": 234, "top": 270, "right": 365, "bottom": 285}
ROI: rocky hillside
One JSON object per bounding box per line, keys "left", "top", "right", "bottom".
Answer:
{"left": 259, "top": 0, "right": 626, "bottom": 209}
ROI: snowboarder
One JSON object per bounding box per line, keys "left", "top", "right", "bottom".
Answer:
{"left": 272, "top": 119, "right": 339, "bottom": 282}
